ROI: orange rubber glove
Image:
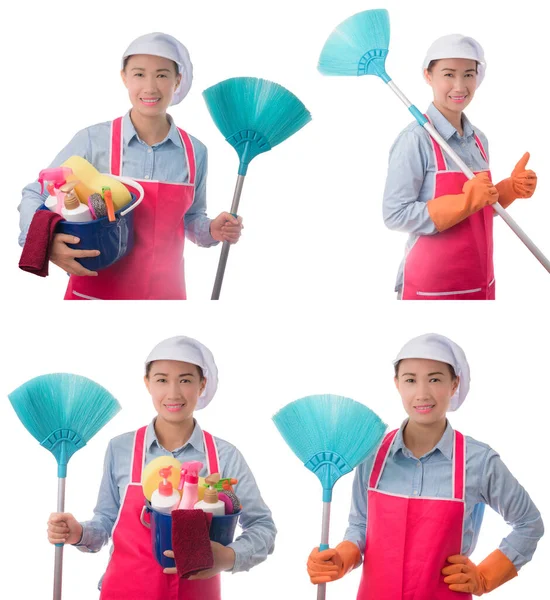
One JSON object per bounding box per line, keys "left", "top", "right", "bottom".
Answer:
{"left": 442, "top": 550, "right": 518, "bottom": 596}
{"left": 307, "top": 541, "right": 361, "bottom": 584}
{"left": 427, "top": 172, "right": 499, "bottom": 232}
{"left": 495, "top": 152, "right": 537, "bottom": 209}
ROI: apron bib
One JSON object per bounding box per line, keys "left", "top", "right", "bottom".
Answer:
{"left": 402, "top": 118, "right": 494, "bottom": 300}
{"left": 357, "top": 429, "right": 470, "bottom": 600}
{"left": 65, "top": 117, "right": 196, "bottom": 300}
{"left": 99, "top": 426, "right": 222, "bottom": 600}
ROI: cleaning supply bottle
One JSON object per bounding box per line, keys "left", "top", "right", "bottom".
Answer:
{"left": 177, "top": 461, "right": 203, "bottom": 509}
{"left": 194, "top": 473, "right": 226, "bottom": 516}
{"left": 38, "top": 167, "right": 73, "bottom": 214}
{"left": 61, "top": 181, "right": 93, "bottom": 223}
{"left": 151, "top": 466, "right": 181, "bottom": 515}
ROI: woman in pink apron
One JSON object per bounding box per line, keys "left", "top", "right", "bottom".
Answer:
{"left": 382, "top": 35, "right": 537, "bottom": 300}
{"left": 18, "top": 33, "right": 243, "bottom": 299}
{"left": 47, "top": 336, "right": 276, "bottom": 598}
{"left": 307, "top": 334, "right": 543, "bottom": 598}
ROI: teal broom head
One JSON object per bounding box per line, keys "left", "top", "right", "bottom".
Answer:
{"left": 203, "top": 77, "right": 312, "bottom": 175}
{"left": 273, "top": 394, "right": 387, "bottom": 501}
{"left": 8, "top": 373, "right": 121, "bottom": 477}
{"left": 318, "top": 8, "right": 391, "bottom": 81}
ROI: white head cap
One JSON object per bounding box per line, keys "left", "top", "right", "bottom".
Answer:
{"left": 393, "top": 333, "right": 470, "bottom": 411}
{"left": 423, "top": 34, "right": 486, "bottom": 88}
{"left": 146, "top": 336, "right": 218, "bottom": 409}
{"left": 122, "top": 32, "right": 193, "bottom": 105}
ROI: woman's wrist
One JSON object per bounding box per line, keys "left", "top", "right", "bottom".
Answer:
{"left": 222, "top": 546, "right": 236, "bottom": 571}
{"left": 71, "top": 523, "right": 84, "bottom": 545}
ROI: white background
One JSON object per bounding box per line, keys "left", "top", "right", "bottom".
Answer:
{"left": 0, "top": 0, "right": 548, "bottom": 599}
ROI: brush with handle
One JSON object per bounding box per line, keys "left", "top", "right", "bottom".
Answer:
{"left": 203, "top": 77, "right": 312, "bottom": 299}
{"left": 8, "top": 373, "right": 121, "bottom": 600}
{"left": 273, "top": 394, "right": 387, "bottom": 599}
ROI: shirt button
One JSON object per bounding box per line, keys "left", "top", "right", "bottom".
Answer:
{"left": 416, "top": 463, "right": 421, "bottom": 468}
{"left": 148, "top": 149, "right": 152, "bottom": 154}
{"left": 144, "top": 175, "right": 150, "bottom": 179}
{"left": 413, "top": 490, "right": 418, "bottom": 495}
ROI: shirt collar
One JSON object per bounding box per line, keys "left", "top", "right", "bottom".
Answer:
{"left": 123, "top": 111, "right": 183, "bottom": 148}
{"left": 426, "top": 103, "right": 475, "bottom": 141}
{"left": 392, "top": 418, "right": 454, "bottom": 461}
{"left": 146, "top": 418, "right": 205, "bottom": 454}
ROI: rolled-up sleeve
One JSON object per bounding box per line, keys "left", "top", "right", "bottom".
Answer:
{"left": 184, "top": 146, "right": 219, "bottom": 248}
{"left": 75, "top": 440, "right": 120, "bottom": 554}
{"left": 481, "top": 450, "right": 544, "bottom": 569}
{"left": 18, "top": 128, "right": 91, "bottom": 246}
{"left": 225, "top": 446, "right": 277, "bottom": 573}
{"left": 343, "top": 456, "right": 374, "bottom": 559}
{"left": 382, "top": 129, "right": 438, "bottom": 236}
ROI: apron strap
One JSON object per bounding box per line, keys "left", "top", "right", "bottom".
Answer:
{"left": 369, "top": 428, "right": 466, "bottom": 501}
{"left": 131, "top": 426, "right": 147, "bottom": 484}
{"left": 203, "top": 430, "right": 220, "bottom": 475}
{"left": 473, "top": 133, "right": 489, "bottom": 163}
{"left": 110, "top": 117, "right": 124, "bottom": 177}
{"left": 132, "top": 427, "right": 219, "bottom": 484}
{"left": 452, "top": 431, "right": 466, "bottom": 501}
{"left": 177, "top": 127, "right": 196, "bottom": 185}
{"left": 369, "top": 429, "right": 399, "bottom": 489}
{"left": 110, "top": 118, "right": 196, "bottom": 184}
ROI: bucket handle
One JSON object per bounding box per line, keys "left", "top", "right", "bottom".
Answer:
{"left": 101, "top": 174, "right": 145, "bottom": 217}
{"left": 140, "top": 505, "right": 151, "bottom": 529}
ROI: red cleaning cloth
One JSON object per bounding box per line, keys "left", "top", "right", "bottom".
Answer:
{"left": 19, "top": 209, "right": 64, "bottom": 277}
{"left": 171, "top": 509, "right": 214, "bottom": 579}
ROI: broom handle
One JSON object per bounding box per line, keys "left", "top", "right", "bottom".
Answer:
{"left": 53, "top": 477, "right": 66, "bottom": 600}
{"left": 386, "top": 80, "right": 550, "bottom": 274}
{"left": 317, "top": 501, "right": 332, "bottom": 600}
{"left": 211, "top": 175, "right": 245, "bottom": 300}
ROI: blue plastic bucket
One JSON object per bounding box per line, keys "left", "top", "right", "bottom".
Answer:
{"left": 38, "top": 175, "right": 144, "bottom": 271}
{"left": 142, "top": 501, "right": 241, "bottom": 569}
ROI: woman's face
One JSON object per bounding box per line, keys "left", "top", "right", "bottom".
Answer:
{"left": 424, "top": 58, "right": 477, "bottom": 116}
{"left": 121, "top": 54, "right": 182, "bottom": 118}
{"left": 394, "top": 358, "right": 459, "bottom": 426}
{"left": 144, "top": 360, "right": 206, "bottom": 425}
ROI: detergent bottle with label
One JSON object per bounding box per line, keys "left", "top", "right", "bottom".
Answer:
{"left": 151, "top": 466, "right": 181, "bottom": 515}
{"left": 177, "top": 461, "right": 203, "bottom": 509}
{"left": 61, "top": 181, "right": 93, "bottom": 223}
{"left": 194, "top": 473, "right": 226, "bottom": 516}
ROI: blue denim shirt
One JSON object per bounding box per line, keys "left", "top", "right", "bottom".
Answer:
{"left": 75, "top": 419, "right": 276, "bottom": 587}
{"left": 18, "top": 112, "right": 218, "bottom": 248}
{"left": 344, "top": 420, "right": 543, "bottom": 570}
{"left": 382, "top": 103, "right": 490, "bottom": 292}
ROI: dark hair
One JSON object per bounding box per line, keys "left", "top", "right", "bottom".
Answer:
{"left": 427, "top": 59, "right": 479, "bottom": 74}
{"left": 394, "top": 359, "right": 457, "bottom": 379}
{"left": 123, "top": 55, "right": 179, "bottom": 75}
{"left": 145, "top": 361, "right": 204, "bottom": 379}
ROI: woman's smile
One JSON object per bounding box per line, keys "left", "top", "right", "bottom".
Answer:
{"left": 163, "top": 401, "right": 185, "bottom": 412}
{"left": 140, "top": 97, "right": 161, "bottom": 106}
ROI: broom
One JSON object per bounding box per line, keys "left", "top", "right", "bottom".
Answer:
{"left": 8, "top": 373, "right": 121, "bottom": 600}
{"left": 203, "top": 77, "right": 312, "bottom": 299}
{"left": 318, "top": 8, "right": 550, "bottom": 274}
{"left": 272, "top": 394, "right": 387, "bottom": 599}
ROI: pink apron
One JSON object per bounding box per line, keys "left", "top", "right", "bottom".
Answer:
{"left": 99, "top": 426, "right": 222, "bottom": 599}
{"left": 402, "top": 118, "right": 495, "bottom": 300}
{"left": 65, "top": 117, "right": 196, "bottom": 300}
{"left": 357, "top": 429, "right": 470, "bottom": 600}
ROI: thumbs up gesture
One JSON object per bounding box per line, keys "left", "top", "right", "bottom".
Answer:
{"left": 510, "top": 152, "right": 537, "bottom": 198}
